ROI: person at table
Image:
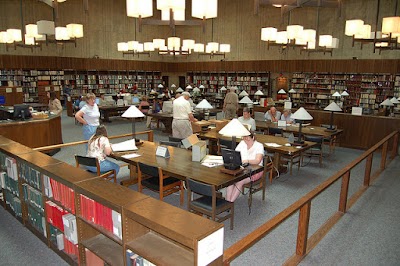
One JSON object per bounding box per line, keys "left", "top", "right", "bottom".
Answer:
{"left": 75, "top": 93, "right": 100, "bottom": 141}
{"left": 138, "top": 95, "right": 150, "bottom": 114}
{"left": 265, "top": 106, "right": 281, "bottom": 122}
{"left": 86, "top": 124, "right": 120, "bottom": 176}
{"left": 226, "top": 132, "right": 264, "bottom": 202}
{"left": 47, "top": 91, "right": 63, "bottom": 115}
{"left": 280, "top": 109, "right": 294, "bottom": 124}
{"left": 223, "top": 87, "right": 239, "bottom": 119}
{"left": 79, "top": 96, "right": 87, "bottom": 109}
{"left": 238, "top": 107, "right": 256, "bottom": 131}
{"left": 172, "top": 91, "right": 198, "bottom": 139}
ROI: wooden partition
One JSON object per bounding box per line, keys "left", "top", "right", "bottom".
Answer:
{"left": 223, "top": 130, "right": 399, "bottom": 265}
{"left": 254, "top": 106, "right": 400, "bottom": 150}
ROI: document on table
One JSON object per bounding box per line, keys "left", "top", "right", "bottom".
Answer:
{"left": 265, "top": 143, "right": 282, "bottom": 147}
{"left": 122, "top": 153, "right": 141, "bottom": 159}
{"left": 201, "top": 155, "right": 224, "bottom": 167}
{"left": 111, "top": 139, "right": 138, "bottom": 152}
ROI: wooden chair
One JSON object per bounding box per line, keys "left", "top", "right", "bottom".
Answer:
{"left": 243, "top": 155, "right": 274, "bottom": 208}
{"left": 138, "top": 162, "right": 184, "bottom": 205}
{"left": 301, "top": 135, "right": 324, "bottom": 166}
{"left": 267, "top": 127, "right": 283, "bottom": 136}
{"left": 187, "top": 178, "right": 234, "bottom": 230}
{"left": 281, "top": 152, "right": 302, "bottom": 175}
{"left": 168, "top": 136, "right": 184, "bottom": 145}
{"left": 74, "top": 155, "right": 116, "bottom": 183}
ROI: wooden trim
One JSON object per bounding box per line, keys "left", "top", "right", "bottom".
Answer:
{"left": 296, "top": 202, "right": 311, "bottom": 256}
{"left": 338, "top": 171, "right": 350, "bottom": 213}
{"left": 363, "top": 154, "right": 373, "bottom": 187}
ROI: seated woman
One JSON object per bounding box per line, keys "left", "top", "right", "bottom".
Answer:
{"left": 226, "top": 132, "right": 264, "bottom": 202}
{"left": 86, "top": 125, "right": 120, "bottom": 176}
{"left": 280, "top": 109, "right": 294, "bottom": 124}
{"left": 47, "top": 91, "right": 63, "bottom": 115}
{"left": 138, "top": 95, "right": 150, "bottom": 114}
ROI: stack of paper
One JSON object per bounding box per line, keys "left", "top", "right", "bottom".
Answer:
{"left": 265, "top": 143, "right": 282, "bottom": 147}
{"left": 201, "top": 155, "right": 224, "bottom": 168}
{"left": 111, "top": 139, "right": 138, "bottom": 152}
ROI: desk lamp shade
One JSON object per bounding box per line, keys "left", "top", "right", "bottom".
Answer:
{"left": 390, "top": 97, "right": 400, "bottom": 104}
{"left": 332, "top": 91, "right": 341, "bottom": 97}
{"left": 254, "top": 90, "right": 264, "bottom": 96}
{"left": 186, "top": 85, "right": 193, "bottom": 90}
{"left": 170, "top": 84, "right": 176, "bottom": 88}
{"left": 341, "top": 91, "right": 349, "bottom": 96}
{"left": 288, "top": 88, "right": 296, "bottom": 93}
{"left": 193, "top": 87, "right": 201, "bottom": 93}
{"left": 278, "top": 89, "right": 286, "bottom": 94}
{"left": 324, "top": 102, "right": 342, "bottom": 131}
{"left": 220, "top": 86, "right": 227, "bottom": 91}
{"left": 176, "top": 87, "right": 184, "bottom": 92}
{"left": 380, "top": 98, "right": 394, "bottom": 106}
{"left": 291, "top": 107, "right": 313, "bottom": 144}
{"left": 158, "top": 84, "right": 164, "bottom": 89}
{"left": 196, "top": 99, "right": 213, "bottom": 109}
{"left": 239, "top": 96, "right": 253, "bottom": 104}
{"left": 122, "top": 105, "right": 145, "bottom": 140}
{"left": 239, "top": 90, "right": 248, "bottom": 97}
{"left": 199, "top": 84, "right": 205, "bottom": 89}
{"left": 219, "top": 118, "right": 251, "bottom": 152}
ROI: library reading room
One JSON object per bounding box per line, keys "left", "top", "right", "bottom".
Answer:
{"left": 1, "top": 0, "right": 400, "bottom": 265}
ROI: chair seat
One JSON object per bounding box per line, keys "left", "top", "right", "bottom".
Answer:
{"left": 191, "top": 196, "right": 232, "bottom": 211}
{"left": 142, "top": 176, "right": 180, "bottom": 191}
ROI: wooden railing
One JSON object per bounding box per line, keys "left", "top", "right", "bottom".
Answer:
{"left": 223, "top": 130, "right": 399, "bottom": 265}
{"left": 33, "top": 130, "right": 154, "bottom": 152}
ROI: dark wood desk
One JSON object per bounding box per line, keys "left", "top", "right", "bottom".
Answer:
{"left": 255, "top": 121, "right": 343, "bottom": 152}
{"left": 198, "top": 128, "right": 316, "bottom": 170}
{"left": 99, "top": 105, "right": 130, "bottom": 122}
{"left": 146, "top": 112, "right": 173, "bottom": 134}
{"left": 112, "top": 141, "right": 263, "bottom": 189}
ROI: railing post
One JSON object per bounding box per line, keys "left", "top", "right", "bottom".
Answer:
{"left": 390, "top": 132, "right": 399, "bottom": 159}
{"left": 364, "top": 154, "right": 373, "bottom": 187}
{"left": 380, "top": 141, "right": 388, "bottom": 170}
{"left": 296, "top": 201, "right": 311, "bottom": 256}
{"left": 339, "top": 171, "right": 350, "bottom": 213}
{"left": 148, "top": 130, "right": 154, "bottom": 142}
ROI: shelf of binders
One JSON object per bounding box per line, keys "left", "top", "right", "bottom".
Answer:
{"left": 123, "top": 196, "right": 224, "bottom": 266}
{"left": 40, "top": 161, "right": 97, "bottom": 264}
{"left": 74, "top": 178, "right": 149, "bottom": 266}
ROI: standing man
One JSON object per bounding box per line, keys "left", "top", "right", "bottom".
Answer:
{"left": 172, "top": 91, "right": 197, "bottom": 139}
{"left": 223, "top": 87, "right": 239, "bottom": 119}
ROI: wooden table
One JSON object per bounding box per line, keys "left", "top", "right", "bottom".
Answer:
{"left": 198, "top": 128, "right": 316, "bottom": 170}
{"left": 99, "top": 105, "right": 130, "bottom": 122}
{"left": 255, "top": 121, "right": 343, "bottom": 152}
{"left": 146, "top": 112, "right": 173, "bottom": 133}
{"left": 112, "top": 141, "right": 263, "bottom": 189}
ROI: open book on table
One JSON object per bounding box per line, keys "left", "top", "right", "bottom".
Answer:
{"left": 111, "top": 139, "right": 138, "bottom": 152}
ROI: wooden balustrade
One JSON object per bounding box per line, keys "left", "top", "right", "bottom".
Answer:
{"left": 33, "top": 130, "right": 154, "bottom": 152}
{"left": 223, "top": 130, "right": 399, "bottom": 266}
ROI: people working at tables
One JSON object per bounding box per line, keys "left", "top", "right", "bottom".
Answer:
{"left": 264, "top": 106, "right": 281, "bottom": 122}
{"left": 226, "top": 132, "right": 264, "bottom": 202}
{"left": 238, "top": 107, "right": 256, "bottom": 131}
{"left": 47, "top": 91, "right": 63, "bottom": 115}
{"left": 172, "top": 91, "right": 197, "bottom": 139}
{"left": 86, "top": 124, "right": 120, "bottom": 176}
{"left": 280, "top": 109, "right": 294, "bottom": 124}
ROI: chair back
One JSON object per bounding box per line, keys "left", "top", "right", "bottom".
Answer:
{"left": 138, "top": 162, "right": 160, "bottom": 178}
{"left": 254, "top": 111, "right": 265, "bottom": 121}
{"left": 160, "top": 141, "right": 180, "bottom": 147}
{"left": 305, "top": 135, "right": 323, "bottom": 146}
{"left": 187, "top": 178, "right": 214, "bottom": 197}
{"left": 168, "top": 136, "right": 183, "bottom": 143}
{"left": 75, "top": 155, "right": 99, "bottom": 173}
{"left": 268, "top": 127, "right": 283, "bottom": 136}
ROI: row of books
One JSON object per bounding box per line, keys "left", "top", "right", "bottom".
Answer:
{"left": 126, "top": 249, "right": 156, "bottom": 266}
{"left": 4, "top": 173, "right": 19, "bottom": 197}
{"left": 80, "top": 195, "right": 122, "bottom": 239}
{"left": 5, "top": 157, "right": 18, "bottom": 181}
{"left": 45, "top": 200, "right": 70, "bottom": 231}
{"left": 44, "top": 176, "right": 75, "bottom": 214}
{"left": 4, "top": 190, "right": 22, "bottom": 217}
{"left": 19, "top": 163, "right": 41, "bottom": 190}
{"left": 23, "top": 183, "right": 44, "bottom": 212}
{"left": 27, "top": 205, "right": 45, "bottom": 234}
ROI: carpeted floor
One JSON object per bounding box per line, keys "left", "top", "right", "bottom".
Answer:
{"left": 0, "top": 110, "right": 399, "bottom": 265}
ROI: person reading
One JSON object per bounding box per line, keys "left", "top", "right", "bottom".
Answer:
{"left": 225, "top": 132, "right": 264, "bottom": 202}
{"left": 264, "top": 107, "right": 281, "bottom": 122}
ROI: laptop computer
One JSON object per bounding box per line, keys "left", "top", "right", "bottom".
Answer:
{"left": 221, "top": 148, "right": 242, "bottom": 170}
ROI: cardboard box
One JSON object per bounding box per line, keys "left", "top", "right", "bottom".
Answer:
{"left": 182, "top": 134, "right": 207, "bottom": 162}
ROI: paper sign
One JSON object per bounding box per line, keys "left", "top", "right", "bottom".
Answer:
{"left": 156, "top": 146, "right": 170, "bottom": 158}
{"left": 16, "top": 87, "right": 23, "bottom": 93}
{"left": 6, "top": 88, "right": 12, "bottom": 93}
{"left": 284, "top": 101, "right": 292, "bottom": 110}
{"left": 351, "top": 107, "right": 363, "bottom": 116}
{"left": 197, "top": 228, "right": 224, "bottom": 266}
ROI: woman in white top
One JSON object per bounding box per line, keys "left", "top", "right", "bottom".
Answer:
{"left": 280, "top": 109, "right": 294, "bottom": 124}
{"left": 86, "top": 125, "right": 120, "bottom": 176}
{"left": 226, "top": 132, "right": 264, "bottom": 202}
{"left": 47, "top": 91, "right": 63, "bottom": 115}
{"left": 75, "top": 93, "right": 100, "bottom": 141}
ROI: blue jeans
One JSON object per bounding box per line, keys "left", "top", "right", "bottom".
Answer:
{"left": 86, "top": 159, "right": 120, "bottom": 177}
{"left": 83, "top": 124, "right": 98, "bottom": 140}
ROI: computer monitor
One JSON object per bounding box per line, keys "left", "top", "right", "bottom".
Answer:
{"left": 162, "top": 101, "right": 173, "bottom": 114}
{"left": 13, "top": 104, "right": 31, "bottom": 120}
{"left": 132, "top": 96, "right": 140, "bottom": 105}
{"left": 221, "top": 148, "right": 242, "bottom": 170}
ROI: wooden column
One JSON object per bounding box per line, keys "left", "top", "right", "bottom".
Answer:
{"left": 380, "top": 141, "right": 388, "bottom": 170}
{"left": 339, "top": 171, "right": 351, "bottom": 213}
{"left": 363, "top": 154, "right": 373, "bottom": 187}
{"left": 296, "top": 201, "right": 311, "bottom": 256}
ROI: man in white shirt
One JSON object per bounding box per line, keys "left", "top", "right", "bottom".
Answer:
{"left": 172, "top": 91, "right": 197, "bottom": 139}
{"left": 238, "top": 107, "right": 256, "bottom": 131}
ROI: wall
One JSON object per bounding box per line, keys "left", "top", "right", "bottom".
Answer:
{"left": 0, "top": 0, "right": 399, "bottom": 62}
